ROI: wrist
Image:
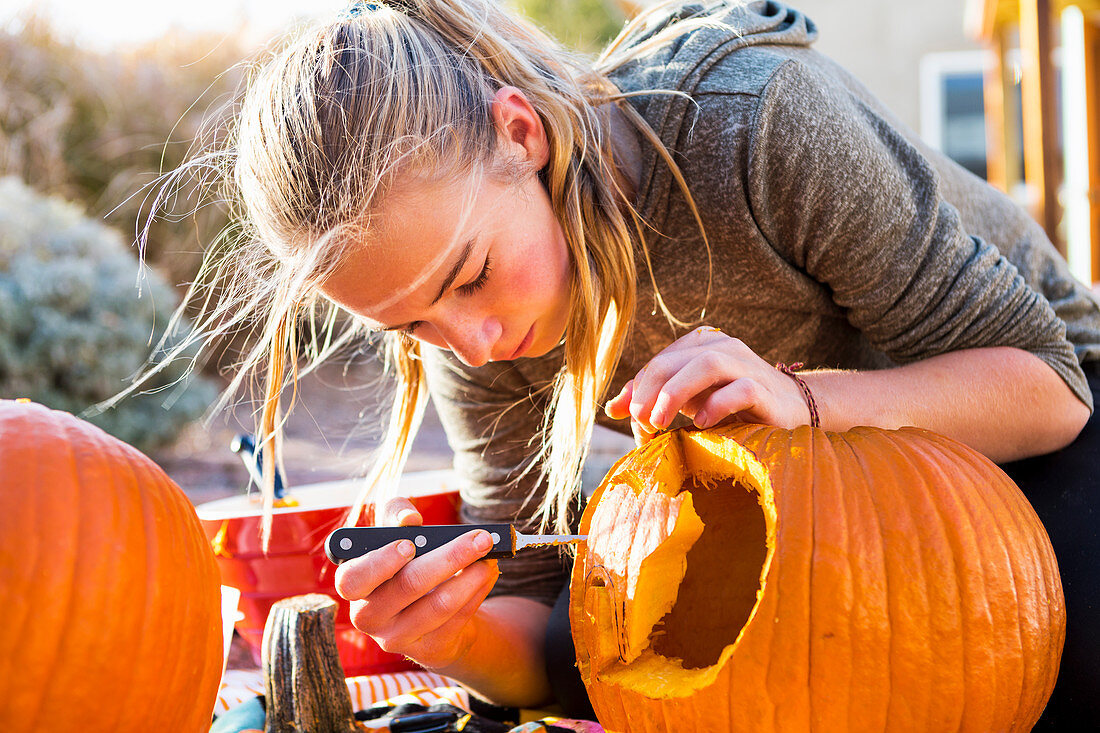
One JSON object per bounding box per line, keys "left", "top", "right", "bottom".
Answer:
{"left": 775, "top": 362, "right": 820, "bottom": 428}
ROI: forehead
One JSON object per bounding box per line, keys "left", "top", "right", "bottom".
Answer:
{"left": 319, "top": 172, "right": 487, "bottom": 321}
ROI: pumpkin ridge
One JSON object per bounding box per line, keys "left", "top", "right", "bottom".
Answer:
{"left": 910, "top": 434, "right": 1008, "bottom": 730}
{"left": 953, "top": 441, "right": 1032, "bottom": 729}
{"left": 108, "top": 420, "right": 155, "bottom": 728}
{"left": 3, "top": 409, "right": 53, "bottom": 722}
{"left": 828, "top": 431, "right": 889, "bottom": 731}
{"left": 877, "top": 430, "right": 964, "bottom": 730}
{"left": 143, "top": 436, "right": 221, "bottom": 731}
{"left": 1, "top": 411, "right": 41, "bottom": 705}
{"left": 952, "top": 431, "right": 1063, "bottom": 717}
{"left": 918, "top": 432, "right": 1055, "bottom": 728}
{"left": 805, "top": 429, "right": 853, "bottom": 730}
{"left": 119, "top": 433, "right": 167, "bottom": 717}
{"left": 888, "top": 429, "right": 1016, "bottom": 726}
{"left": 857, "top": 428, "right": 928, "bottom": 727}
{"left": 754, "top": 425, "right": 810, "bottom": 723}
{"left": 31, "top": 414, "right": 85, "bottom": 724}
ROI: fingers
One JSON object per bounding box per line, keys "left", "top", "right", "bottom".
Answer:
{"left": 336, "top": 528, "right": 494, "bottom": 626}
{"left": 629, "top": 347, "right": 733, "bottom": 432}
{"left": 380, "top": 497, "right": 422, "bottom": 527}
{"left": 603, "top": 327, "right": 777, "bottom": 434}
{"left": 630, "top": 417, "right": 657, "bottom": 447}
{"left": 370, "top": 559, "right": 499, "bottom": 658}
{"left": 334, "top": 537, "right": 416, "bottom": 601}
{"left": 693, "top": 378, "right": 761, "bottom": 428}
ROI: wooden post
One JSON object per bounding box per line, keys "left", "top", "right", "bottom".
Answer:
{"left": 1019, "top": 0, "right": 1065, "bottom": 254}
{"left": 1084, "top": 13, "right": 1100, "bottom": 283}
{"left": 984, "top": 26, "right": 1010, "bottom": 192}
{"left": 262, "top": 594, "right": 359, "bottom": 733}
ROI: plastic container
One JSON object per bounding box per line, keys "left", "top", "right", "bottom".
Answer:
{"left": 196, "top": 470, "right": 461, "bottom": 676}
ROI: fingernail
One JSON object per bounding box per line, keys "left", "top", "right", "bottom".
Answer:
{"left": 473, "top": 531, "right": 493, "bottom": 552}
{"left": 397, "top": 540, "right": 416, "bottom": 559}
{"left": 397, "top": 509, "right": 418, "bottom": 524}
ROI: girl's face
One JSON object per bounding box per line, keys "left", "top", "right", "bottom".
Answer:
{"left": 320, "top": 169, "right": 572, "bottom": 367}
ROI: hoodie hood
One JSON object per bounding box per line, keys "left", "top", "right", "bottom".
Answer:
{"left": 602, "top": 1, "right": 818, "bottom": 228}
{"left": 603, "top": 1, "right": 818, "bottom": 93}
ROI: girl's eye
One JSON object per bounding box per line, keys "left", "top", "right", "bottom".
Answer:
{"left": 457, "top": 255, "right": 492, "bottom": 296}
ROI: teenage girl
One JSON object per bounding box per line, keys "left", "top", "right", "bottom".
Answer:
{"left": 184, "top": 0, "right": 1099, "bottom": 727}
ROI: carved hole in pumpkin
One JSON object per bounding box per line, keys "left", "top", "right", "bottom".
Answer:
{"left": 649, "top": 475, "right": 768, "bottom": 669}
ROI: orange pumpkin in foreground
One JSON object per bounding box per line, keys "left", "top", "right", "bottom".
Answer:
{"left": 570, "top": 424, "right": 1065, "bottom": 732}
{"left": 0, "top": 400, "right": 222, "bottom": 732}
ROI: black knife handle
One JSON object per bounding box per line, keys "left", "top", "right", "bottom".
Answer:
{"left": 325, "top": 524, "right": 515, "bottom": 564}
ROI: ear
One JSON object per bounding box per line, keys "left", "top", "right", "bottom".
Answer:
{"left": 491, "top": 86, "right": 550, "bottom": 170}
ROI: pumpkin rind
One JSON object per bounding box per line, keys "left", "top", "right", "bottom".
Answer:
{"left": 0, "top": 400, "right": 223, "bottom": 732}
{"left": 569, "top": 424, "right": 1065, "bottom": 733}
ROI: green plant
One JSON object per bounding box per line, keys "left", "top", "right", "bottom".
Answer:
{"left": 0, "top": 176, "right": 217, "bottom": 450}
{"left": 509, "top": 0, "right": 626, "bottom": 53}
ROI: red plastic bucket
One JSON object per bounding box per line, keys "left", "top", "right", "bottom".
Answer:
{"left": 196, "top": 470, "right": 461, "bottom": 676}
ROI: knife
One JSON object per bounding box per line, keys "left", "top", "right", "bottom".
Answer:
{"left": 325, "top": 524, "right": 587, "bottom": 564}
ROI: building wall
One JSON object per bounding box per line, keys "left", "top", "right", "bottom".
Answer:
{"left": 797, "top": 0, "right": 983, "bottom": 135}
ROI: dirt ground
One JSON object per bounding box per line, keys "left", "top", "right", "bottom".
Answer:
{"left": 151, "top": 353, "right": 635, "bottom": 510}
{"left": 149, "top": 355, "right": 456, "bottom": 507}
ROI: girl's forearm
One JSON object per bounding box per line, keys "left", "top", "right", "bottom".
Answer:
{"left": 802, "top": 346, "right": 1090, "bottom": 463}
{"left": 432, "top": 596, "right": 553, "bottom": 709}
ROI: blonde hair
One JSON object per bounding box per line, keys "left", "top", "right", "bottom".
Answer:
{"left": 160, "top": 0, "right": 719, "bottom": 542}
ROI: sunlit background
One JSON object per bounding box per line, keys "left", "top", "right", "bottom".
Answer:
{"left": 0, "top": 0, "right": 346, "bottom": 49}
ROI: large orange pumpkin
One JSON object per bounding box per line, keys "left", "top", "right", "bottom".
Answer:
{"left": 570, "top": 424, "right": 1064, "bottom": 732}
{"left": 0, "top": 400, "right": 223, "bottom": 731}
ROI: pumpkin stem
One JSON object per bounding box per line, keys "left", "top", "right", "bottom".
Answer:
{"left": 262, "top": 594, "right": 359, "bottom": 733}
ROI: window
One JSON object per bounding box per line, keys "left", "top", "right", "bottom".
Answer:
{"left": 919, "top": 51, "right": 994, "bottom": 179}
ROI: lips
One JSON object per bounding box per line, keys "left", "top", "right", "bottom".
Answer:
{"left": 506, "top": 325, "right": 535, "bottom": 361}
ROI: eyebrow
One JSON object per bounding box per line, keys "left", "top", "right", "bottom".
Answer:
{"left": 379, "top": 237, "right": 476, "bottom": 332}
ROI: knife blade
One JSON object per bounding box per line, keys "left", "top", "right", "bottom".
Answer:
{"left": 325, "top": 524, "right": 587, "bottom": 564}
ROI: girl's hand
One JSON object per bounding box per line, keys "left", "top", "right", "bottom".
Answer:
{"left": 333, "top": 497, "right": 499, "bottom": 670}
{"left": 604, "top": 326, "right": 811, "bottom": 442}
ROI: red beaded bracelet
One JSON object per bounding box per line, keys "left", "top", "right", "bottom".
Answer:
{"left": 775, "top": 362, "right": 820, "bottom": 428}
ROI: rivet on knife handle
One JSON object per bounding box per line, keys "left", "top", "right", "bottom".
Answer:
{"left": 325, "top": 524, "right": 516, "bottom": 563}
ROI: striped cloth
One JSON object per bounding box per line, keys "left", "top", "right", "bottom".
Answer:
{"left": 213, "top": 668, "right": 470, "bottom": 718}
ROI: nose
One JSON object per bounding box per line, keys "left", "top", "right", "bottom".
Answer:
{"left": 435, "top": 312, "right": 501, "bottom": 367}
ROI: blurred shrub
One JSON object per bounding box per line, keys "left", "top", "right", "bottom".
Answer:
{"left": 0, "top": 177, "right": 218, "bottom": 450}
{"left": 0, "top": 16, "right": 244, "bottom": 289}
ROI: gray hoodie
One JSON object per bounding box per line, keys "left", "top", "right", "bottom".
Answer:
{"left": 423, "top": 0, "right": 1100, "bottom": 604}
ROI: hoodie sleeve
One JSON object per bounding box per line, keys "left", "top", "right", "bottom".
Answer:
{"left": 745, "top": 58, "right": 1091, "bottom": 410}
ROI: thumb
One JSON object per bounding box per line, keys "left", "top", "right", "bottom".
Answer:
{"left": 604, "top": 380, "right": 635, "bottom": 420}
{"left": 380, "top": 496, "right": 423, "bottom": 527}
